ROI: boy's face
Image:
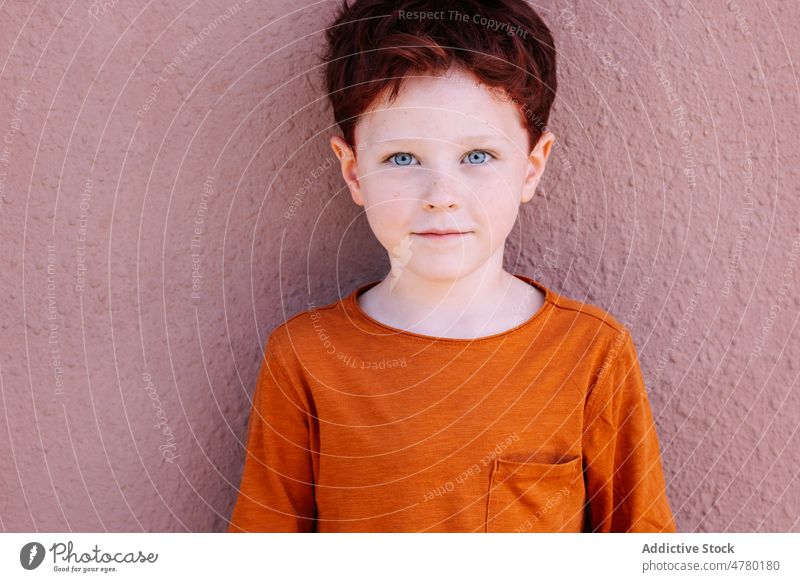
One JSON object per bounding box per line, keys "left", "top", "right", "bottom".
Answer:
{"left": 330, "top": 66, "right": 554, "bottom": 284}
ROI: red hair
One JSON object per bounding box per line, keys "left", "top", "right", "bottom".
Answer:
{"left": 322, "top": 0, "right": 557, "bottom": 153}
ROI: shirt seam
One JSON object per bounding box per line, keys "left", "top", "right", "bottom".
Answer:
{"left": 550, "top": 303, "right": 625, "bottom": 335}
{"left": 347, "top": 297, "right": 558, "bottom": 345}
{"left": 583, "top": 328, "right": 631, "bottom": 430}
{"left": 262, "top": 332, "right": 319, "bottom": 527}
{"left": 265, "top": 333, "right": 311, "bottom": 418}
{"left": 344, "top": 274, "right": 562, "bottom": 344}
{"left": 346, "top": 299, "right": 624, "bottom": 346}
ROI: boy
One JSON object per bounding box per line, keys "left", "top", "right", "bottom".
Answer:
{"left": 228, "top": 0, "right": 676, "bottom": 533}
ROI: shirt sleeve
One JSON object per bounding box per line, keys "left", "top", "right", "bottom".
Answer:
{"left": 582, "top": 328, "right": 676, "bottom": 532}
{"left": 227, "top": 334, "right": 316, "bottom": 532}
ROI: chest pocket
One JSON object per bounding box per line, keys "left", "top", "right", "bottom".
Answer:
{"left": 485, "top": 456, "right": 582, "bottom": 532}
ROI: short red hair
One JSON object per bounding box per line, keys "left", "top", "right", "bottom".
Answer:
{"left": 322, "top": 0, "right": 557, "bottom": 153}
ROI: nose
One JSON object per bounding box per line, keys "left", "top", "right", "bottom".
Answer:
{"left": 421, "top": 171, "right": 460, "bottom": 211}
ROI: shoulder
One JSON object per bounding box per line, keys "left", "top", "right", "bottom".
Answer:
{"left": 548, "top": 287, "right": 630, "bottom": 343}
{"left": 264, "top": 292, "right": 350, "bottom": 357}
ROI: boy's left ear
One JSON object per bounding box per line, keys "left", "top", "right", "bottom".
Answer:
{"left": 521, "top": 130, "right": 555, "bottom": 204}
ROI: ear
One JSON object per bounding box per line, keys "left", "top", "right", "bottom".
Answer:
{"left": 520, "top": 130, "right": 555, "bottom": 204}
{"left": 329, "top": 135, "right": 364, "bottom": 206}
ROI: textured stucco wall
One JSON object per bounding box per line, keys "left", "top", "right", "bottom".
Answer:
{"left": 1, "top": 0, "right": 798, "bottom": 532}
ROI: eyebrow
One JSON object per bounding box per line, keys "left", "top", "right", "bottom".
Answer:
{"left": 374, "top": 135, "right": 505, "bottom": 146}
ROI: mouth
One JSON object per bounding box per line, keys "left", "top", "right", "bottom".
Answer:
{"left": 412, "top": 230, "right": 472, "bottom": 240}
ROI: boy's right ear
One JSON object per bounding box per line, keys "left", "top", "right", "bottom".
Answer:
{"left": 329, "top": 135, "right": 364, "bottom": 206}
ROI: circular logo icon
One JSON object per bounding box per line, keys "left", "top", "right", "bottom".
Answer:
{"left": 20, "top": 542, "right": 46, "bottom": 570}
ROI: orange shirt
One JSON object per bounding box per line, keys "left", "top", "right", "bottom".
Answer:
{"left": 228, "top": 274, "right": 676, "bottom": 533}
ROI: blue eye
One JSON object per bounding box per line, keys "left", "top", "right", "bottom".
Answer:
{"left": 464, "top": 150, "right": 493, "bottom": 164}
{"left": 383, "top": 150, "right": 494, "bottom": 166}
{"left": 386, "top": 152, "right": 418, "bottom": 166}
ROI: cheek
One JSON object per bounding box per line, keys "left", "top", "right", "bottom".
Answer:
{"left": 365, "top": 192, "right": 414, "bottom": 220}
{"left": 473, "top": 187, "right": 520, "bottom": 234}
{"left": 365, "top": 204, "right": 399, "bottom": 233}
{"left": 480, "top": 208, "right": 518, "bottom": 248}
{"left": 361, "top": 189, "right": 415, "bottom": 244}
{"left": 463, "top": 198, "right": 516, "bottom": 251}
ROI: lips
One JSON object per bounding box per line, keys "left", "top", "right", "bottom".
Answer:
{"left": 413, "top": 229, "right": 470, "bottom": 235}
{"left": 412, "top": 230, "right": 472, "bottom": 241}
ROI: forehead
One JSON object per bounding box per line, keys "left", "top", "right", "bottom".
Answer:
{"left": 355, "top": 67, "right": 526, "bottom": 146}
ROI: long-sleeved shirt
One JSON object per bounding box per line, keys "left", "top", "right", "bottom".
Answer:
{"left": 227, "top": 274, "right": 677, "bottom": 532}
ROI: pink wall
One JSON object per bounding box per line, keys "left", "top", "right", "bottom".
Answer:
{"left": 1, "top": 1, "right": 798, "bottom": 532}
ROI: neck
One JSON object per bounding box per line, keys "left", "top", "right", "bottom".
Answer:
{"left": 377, "top": 246, "right": 517, "bottom": 316}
